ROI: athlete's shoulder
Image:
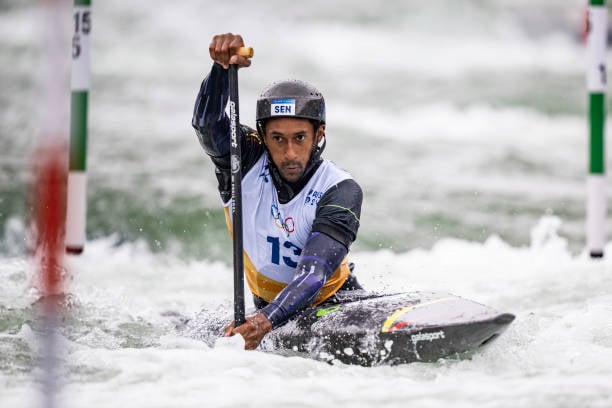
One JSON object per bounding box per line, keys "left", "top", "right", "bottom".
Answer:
{"left": 319, "top": 159, "right": 354, "bottom": 177}
{"left": 241, "top": 125, "right": 262, "bottom": 145}
{"left": 323, "top": 178, "right": 362, "bottom": 204}
{"left": 312, "top": 177, "right": 362, "bottom": 247}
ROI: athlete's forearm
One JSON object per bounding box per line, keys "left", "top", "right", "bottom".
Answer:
{"left": 192, "top": 62, "right": 231, "bottom": 158}
{"left": 260, "top": 232, "right": 348, "bottom": 328}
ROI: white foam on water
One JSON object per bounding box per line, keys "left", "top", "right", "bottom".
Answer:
{"left": 2, "top": 220, "right": 612, "bottom": 407}
{"left": 66, "top": 237, "right": 238, "bottom": 316}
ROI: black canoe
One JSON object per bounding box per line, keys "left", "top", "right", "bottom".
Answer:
{"left": 184, "top": 290, "right": 515, "bottom": 366}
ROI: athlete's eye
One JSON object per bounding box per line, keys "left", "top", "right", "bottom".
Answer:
{"left": 295, "top": 134, "right": 306, "bottom": 142}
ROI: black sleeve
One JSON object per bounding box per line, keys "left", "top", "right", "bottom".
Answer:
{"left": 312, "top": 178, "right": 362, "bottom": 248}
{"left": 191, "top": 62, "right": 231, "bottom": 158}
{"left": 191, "top": 62, "right": 265, "bottom": 202}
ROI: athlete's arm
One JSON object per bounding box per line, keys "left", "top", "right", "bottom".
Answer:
{"left": 312, "top": 178, "right": 363, "bottom": 247}
{"left": 191, "top": 63, "right": 265, "bottom": 202}
{"left": 192, "top": 62, "right": 231, "bottom": 158}
{"left": 259, "top": 231, "right": 348, "bottom": 328}
{"left": 259, "top": 179, "right": 363, "bottom": 328}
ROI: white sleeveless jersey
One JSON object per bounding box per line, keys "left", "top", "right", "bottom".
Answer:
{"left": 223, "top": 154, "right": 352, "bottom": 302}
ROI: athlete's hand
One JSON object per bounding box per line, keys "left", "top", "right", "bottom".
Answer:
{"left": 209, "top": 33, "right": 252, "bottom": 69}
{"left": 224, "top": 312, "right": 272, "bottom": 350}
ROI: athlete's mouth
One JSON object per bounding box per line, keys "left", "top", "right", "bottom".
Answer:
{"left": 280, "top": 161, "right": 304, "bottom": 180}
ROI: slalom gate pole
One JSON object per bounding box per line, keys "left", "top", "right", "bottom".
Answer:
{"left": 34, "top": 148, "right": 67, "bottom": 408}
{"left": 66, "top": 0, "right": 92, "bottom": 254}
{"left": 586, "top": 0, "right": 608, "bottom": 258}
{"left": 229, "top": 46, "right": 254, "bottom": 326}
{"left": 36, "top": 1, "right": 70, "bottom": 406}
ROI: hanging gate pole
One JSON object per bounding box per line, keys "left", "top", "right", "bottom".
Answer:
{"left": 66, "top": 0, "right": 92, "bottom": 254}
{"left": 586, "top": 0, "right": 608, "bottom": 258}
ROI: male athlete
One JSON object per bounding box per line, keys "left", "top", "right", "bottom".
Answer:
{"left": 192, "top": 33, "right": 363, "bottom": 350}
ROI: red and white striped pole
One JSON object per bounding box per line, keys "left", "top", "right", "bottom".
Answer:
{"left": 35, "top": 0, "right": 70, "bottom": 406}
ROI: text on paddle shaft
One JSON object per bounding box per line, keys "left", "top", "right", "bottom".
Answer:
{"left": 230, "top": 102, "right": 238, "bottom": 149}
{"left": 267, "top": 236, "right": 301, "bottom": 267}
{"left": 72, "top": 10, "right": 91, "bottom": 59}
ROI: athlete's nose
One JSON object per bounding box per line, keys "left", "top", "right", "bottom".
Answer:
{"left": 285, "top": 140, "right": 298, "bottom": 160}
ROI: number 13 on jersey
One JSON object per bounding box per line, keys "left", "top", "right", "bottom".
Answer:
{"left": 266, "top": 236, "right": 302, "bottom": 267}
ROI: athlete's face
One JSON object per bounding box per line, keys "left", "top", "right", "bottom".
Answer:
{"left": 263, "top": 118, "right": 324, "bottom": 183}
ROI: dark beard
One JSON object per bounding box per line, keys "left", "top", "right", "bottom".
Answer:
{"left": 268, "top": 157, "right": 323, "bottom": 204}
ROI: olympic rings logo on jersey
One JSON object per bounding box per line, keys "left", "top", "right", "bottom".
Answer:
{"left": 270, "top": 203, "right": 295, "bottom": 237}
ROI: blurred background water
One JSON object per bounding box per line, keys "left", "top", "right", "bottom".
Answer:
{"left": 1, "top": 1, "right": 612, "bottom": 407}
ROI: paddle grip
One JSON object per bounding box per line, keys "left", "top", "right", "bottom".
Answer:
{"left": 237, "top": 47, "right": 254, "bottom": 58}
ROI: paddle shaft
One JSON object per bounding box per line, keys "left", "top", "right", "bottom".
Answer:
{"left": 229, "top": 46, "right": 253, "bottom": 326}
{"left": 229, "top": 62, "right": 245, "bottom": 326}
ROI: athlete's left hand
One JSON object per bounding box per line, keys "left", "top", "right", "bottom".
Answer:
{"left": 224, "top": 312, "right": 273, "bottom": 350}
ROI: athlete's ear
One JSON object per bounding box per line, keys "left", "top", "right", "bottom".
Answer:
{"left": 316, "top": 124, "right": 325, "bottom": 143}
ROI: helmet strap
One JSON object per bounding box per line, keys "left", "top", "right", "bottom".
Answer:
{"left": 256, "top": 120, "right": 266, "bottom": 141}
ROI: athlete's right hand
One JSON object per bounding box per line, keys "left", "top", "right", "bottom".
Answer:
{"left": 209, "top": 33, "right": 252, "bottom": 69}
{"left": 224, "top": 312, "right": 272, "bottom": 350}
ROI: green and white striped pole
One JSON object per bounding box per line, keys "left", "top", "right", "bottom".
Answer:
{"left": 586, "top": 0, "right": 607, "bottom": 258}
{"left": 66, "top": 0, "right": 91, "bottom": 254}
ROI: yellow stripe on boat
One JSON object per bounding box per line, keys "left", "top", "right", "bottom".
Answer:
{"left": 381, "top": 297, "right": 455, "bottom": 333}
